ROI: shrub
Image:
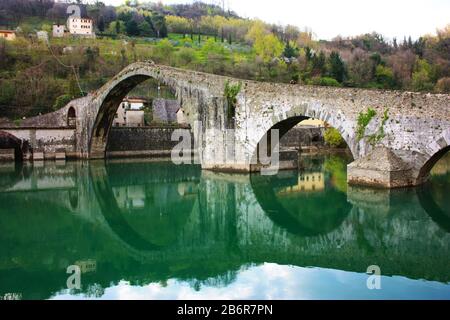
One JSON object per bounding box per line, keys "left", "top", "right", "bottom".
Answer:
{"left": 324, "top": 127, "right": 345, "bottom": 147}
{"left": 224, "top": 80, "right": 242, "bottom": 121}
{"left": 309, "top": 76, "right": 341, "bottom": 87}
{"left": 434, "top": 77, "right": 450, "bottom": 93}
{"left": 53, "top": 94, "right": 73, "bottom": 111}
{"left": 356, "top": 108, "right": 377, "bottom": 141}
{"left": 375, "top": 65, "right": 395, "bottom": 89}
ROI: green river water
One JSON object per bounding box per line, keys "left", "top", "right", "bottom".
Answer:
{"left": 0, "top": 153, "right": 449, "bottom": 300}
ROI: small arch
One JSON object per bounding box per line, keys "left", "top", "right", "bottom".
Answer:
{"left": 0, "top": 131, "right": 30, "bottom": 162}
{"left": 418, "top": 146, "right": 450, "bottom": 183}
{"left": 250, "top": 115, "right": 354, "bottom": 169}
{"left": 67, "top": 107, "right": 76, "bottom": 127}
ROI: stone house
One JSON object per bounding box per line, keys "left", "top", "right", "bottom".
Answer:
{"left": 52, "top": 24, "right": 66, "bottom": 38}
{"left": 67, "top": 17, "right": 94, "bottom": 37}
{"left": 0, "top": 30, "right": 16, "bottom": 41}
{"left": 113, "top": 97, "right": 146, "bottom": 127}
{"left": 152, "top": 98, "right": 181, "bottom": 123}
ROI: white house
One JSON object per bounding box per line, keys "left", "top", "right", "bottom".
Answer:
{"left": 113, "top": 97, "right": 146, "bottom": 127}
{"left": 0, "top": 30, "right": 16, "bottom": 41}
{"left": 67, "top": 17, "right": 94, "bottom": 37}
{"left": 52, "top": 24, "right": 65, "bottom": 38}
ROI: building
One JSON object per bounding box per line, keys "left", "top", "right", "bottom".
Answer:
{"left": 52, "top": 24, "right": 65, "bottom": 38}
{"left": 152, "top": 98, "right": 181, "bottom": 123}
{"left": 113, "top": 97, "right": 146, "bottom": 127}
{"left": 299, "top": 118, "right": 326, "bottom": 127}
{"left": 0, "top": 30, "right": 16, "bottom": 41}
{"left": 67, "top": 17, "right": 94, "bottom": 37}
{"left": 277, "top": 172, "right": 325, "bottom": 194}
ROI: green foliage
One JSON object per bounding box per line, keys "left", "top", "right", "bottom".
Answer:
{"left": 312, "top": 51, "right": 327, "bottom": 75}
{"left": 328, "top": 51, "right": 346, "bottom": 83}
{"left": 411, "top": 59, "right": 434, "bottom": 92}
{"left": 375, "top": 65, "right": 395, "bottom": 88}
{"left": 125, "top": 20, "right": 140, "bottom": 36}
{"left": 254, "top": 34, "right": 284, "bottom": 64}
{"left": 152, "top": 39, "right": 175, "bottom": 64}
{"left": 138, "top": 21, "right": 155, "bottom": 37}
{"left": 308, "top": 77, "right": 341, "bottom": 87}
{"left": 52, "top": 94, "right": 73, "bottom": 111}
{"left": 367, "top": 108, "right": 389, "bottom": 146}
{"left": 0, "top": 80, "right": 15, "bottom": 105}
{"left": 356, "top": 108, "right": 377, "bottom": 141}
{"left": 324, "top": 127, "right": 345, "bottom": 148}
{"left": 108, "top": 21, "right": 126, "bottom": 34}
{"left": 224, "top": 81, "right": 242, "bottom": 121}
{"left": 283, "top": 41, "right": 298, "bottom": 58}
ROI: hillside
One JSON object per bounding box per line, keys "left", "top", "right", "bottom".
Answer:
{"left": 0, "top": 0, "right": 449, "bottom": 119}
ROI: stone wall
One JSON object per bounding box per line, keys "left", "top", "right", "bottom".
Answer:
{"left": 279, "top": 126, "right": 326, "bottom": 148}
{"left": 0, "top": 128, "right": 77, "bottom": 159}
{"left": 106, "top": 126, "right": 194, "bottom": 158}
{"left": 106, "top": 125, "right": 327, "bottom": 159}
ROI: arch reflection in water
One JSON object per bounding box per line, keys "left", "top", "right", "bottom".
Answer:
{"left": 250, "top": 155, "right": 352, "bottom": 236}
{"left": 90, "top": 160, "right": 201, "bottom": 250}
{"left": 0, "top": 155, "right": 449, "bottom": 299}
{"left": 417, "top": 152, "right": 450, "bottom": 232}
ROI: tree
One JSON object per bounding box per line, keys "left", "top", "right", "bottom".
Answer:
{"left": 108, "top": 20, "right": 125, "bottom": 34}
{"left": 98, "top": 16, "right": 105, "bottom": 32}
{"left": 254, "top": 33, "right": 284, "bottom": 64}
{"left": 152, "top": 13, "right": 167, "bottom": 38}
{"left": 312, "top": 51, "right": 326, "bottom": 76}
{"left": 138, "top": 21, "right": 154, "bottom": 37}
{"left": 283, "top": 41, "right": 298, "bottom": 59}
{"left": 328, "top": 51, "right": 346, "bottom": 83}
{"left": 411, "top": 59, "right": 434, "bottom": 91}
{"left": 245, "top": 20, "right": 267, "bottom": 44}
{"left": 126, "top": 20, "right": 140, "bottom": 36}
{"left": 166, "top": 15, "right": 191, "bottom": 34}
{"left": 375, "top": 65, "right": 395, "bottom": 88}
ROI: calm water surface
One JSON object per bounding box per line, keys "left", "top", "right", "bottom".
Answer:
{"left": 0, "top": 153, "right": 449, "bottom": 300}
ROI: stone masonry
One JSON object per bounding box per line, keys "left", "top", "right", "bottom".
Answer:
{"left": 0, "top": 61, "right": 449, "bottom": 188}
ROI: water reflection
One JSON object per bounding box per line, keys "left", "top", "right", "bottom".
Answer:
{"left": 0, "top": 154, "right": 449, "bottom": 300}
{"left": 250, "top": 156, "right": 351, "bottom": 236}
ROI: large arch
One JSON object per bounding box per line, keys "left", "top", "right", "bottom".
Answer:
{"left": 89, "top": 161, "right": 201, "bottom": 251}
{"left": 89, "top": 74, "right": 151, "bottom": 158}
{"left": 87, "top": 62, "right": 223, "bottom": 159}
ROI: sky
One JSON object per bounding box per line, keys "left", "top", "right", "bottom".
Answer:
{"left": 98, "top": 0, "right": 450, "bottom": 41}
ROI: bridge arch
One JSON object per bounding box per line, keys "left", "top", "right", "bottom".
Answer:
{"left": 417, "top": 129, "right": 450, "bottom": 183}
{"left": 67, "top": 106, "right": 76, "bottom": 127}
{"left": 0, "top": 130, "right": 30, "bottom": 162}
{"left": 87, "top": 62, "right": 217, "bottom": 159}
{"left": 247, "top": 106, "right": 358, "bottom": 166}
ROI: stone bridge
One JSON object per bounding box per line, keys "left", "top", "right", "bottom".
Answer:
{"left": 1, "top": 61, "right": 449, "bottom": 188}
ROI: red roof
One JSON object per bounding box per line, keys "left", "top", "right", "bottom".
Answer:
{"left": 0, "top": 30, "right": 15, "bottom": 34}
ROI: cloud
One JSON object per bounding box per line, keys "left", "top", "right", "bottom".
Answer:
{"left": 51, "top": 263, "right": 450, "bottom": 300}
